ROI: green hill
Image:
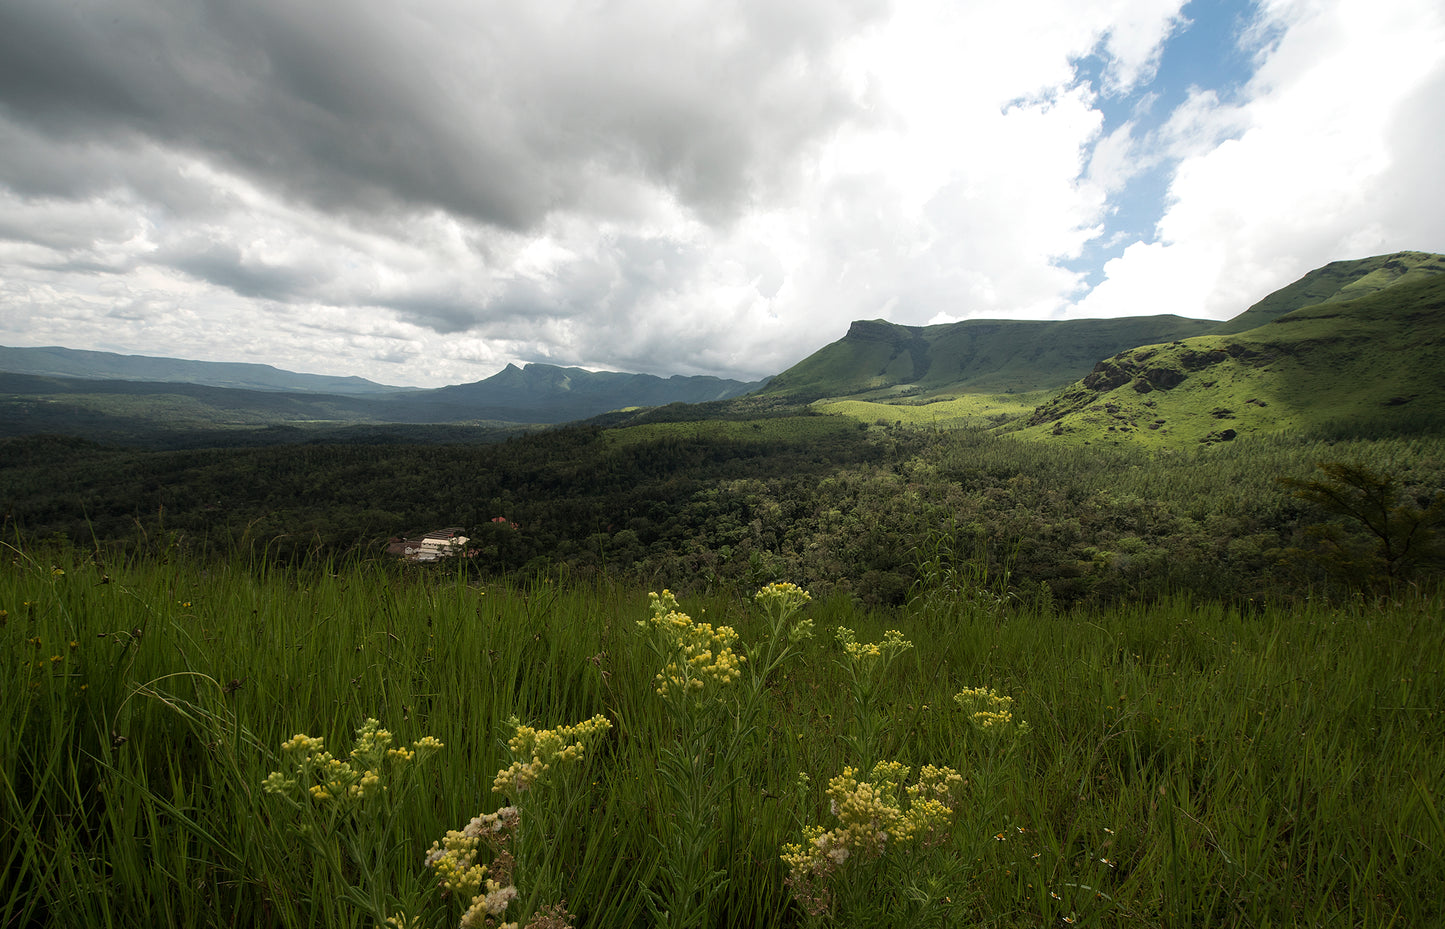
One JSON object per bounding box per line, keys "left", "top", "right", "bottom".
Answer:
{"left": 9, "top": 252, "right": 1445, "bottom": 447}
{"left": 760, "top": 314, "right": 1219, "bottom": 400}
{"left": 760, "top": 251, "right": 1445, "bottom": 409}
{"left": 425, "top": 362, "right": 761, "bottom": 420}
{"left": 1211, "top": 251, "right": 1445, "bottom": 335}
{"left": 1020, "top": 272, "right": 1445, "bottom": 446}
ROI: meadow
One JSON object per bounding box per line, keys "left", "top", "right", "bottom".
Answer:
{"left": 5, "top": 542, "right": 1442, "bottom": 928}
{"left": 813, "top": 393, "right": 1048, "bottom": 430}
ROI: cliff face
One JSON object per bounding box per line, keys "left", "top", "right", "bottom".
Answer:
{"left": 843, "top": 319, "right": 922, "bottom": 342}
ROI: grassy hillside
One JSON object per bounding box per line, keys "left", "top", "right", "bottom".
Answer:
{"left": 1018, "top": 274, "right": 1445, "bottom": 446}
{"left": 764, "top": 252, "right": 1445, "bottom": 443}
{"left": 1211, "top": 250, "right": 1445, "bottom": 334}
{"left": 9, "top": 253, "right": 1444, "bottom": 444}
{"left": 759, "top": 315, "right": 1218, "bottom": 400}
{"left": 813, "top": 391, "right": 1049, "bottom": 428}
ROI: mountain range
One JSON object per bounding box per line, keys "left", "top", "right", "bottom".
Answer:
{"left": 0, "top": 354, "right": 763, "bottom": 441}
{"left": 755, "top": 249, "right": 1445, "bottom": 444}
{"left": 757, "top": 314, "right": 1219, "bottom": 399}
{"left": 0, "top": 345, "right": 405, "bottom": 395}
{"left": 3, "top": 250, "right": 1442, "bottom": 445}
{"left": 761, "top": 251, "right": 1445, "bottom": 400}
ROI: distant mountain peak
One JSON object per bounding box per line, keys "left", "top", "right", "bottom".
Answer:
{"left": 418, "top": 361, "right": 761, "bottom": 422}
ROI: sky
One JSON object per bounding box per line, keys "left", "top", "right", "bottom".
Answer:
{"left": 1, "top": 0, "right": 1442, "bottom": 388}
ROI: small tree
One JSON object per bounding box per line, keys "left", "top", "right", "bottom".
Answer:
{"left": 1280, "top": 462, "right": 1445, "bottom": 591}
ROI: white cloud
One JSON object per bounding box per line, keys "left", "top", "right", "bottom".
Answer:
{"left": 0, "top": 0, "right": 1440, "bottom": 386}
{"left": 1076, "top": 0, "right": 1445, "bottom": 321}
{"left": 1086, "top": 121, "right": 1145, "bottom": 196}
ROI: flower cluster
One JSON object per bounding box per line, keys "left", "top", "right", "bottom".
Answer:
{"left": 955, "top": 686, "right": 1030, "bottom": 733}
{"left": 261, "top": 718, "right": 443, "bottom": 809}
{"left": 491, "top": 714, "right": 612, "bottom": 802}
{"left": 754, "top": 580, "right": 810, "bottom": 609}
{"left": 835, "top": 626, "right": 912, "bottom": 666}
{"left": 639, "top": 589, "right": 744, "bottom": 702}
{"left": 425, "top": 807, "right": 522, "bottom": 928}
{"left": 754, "top": 582, "right": 814, "bottom": 643}
{"left": 781, "top": 761, "right": 963, "bottom": 917}
{"left": 425, "top": 808, "right": 577, "bottom": 929}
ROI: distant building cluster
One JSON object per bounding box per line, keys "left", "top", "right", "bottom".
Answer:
{"left": 385, "top": 527, "right": 470, "bottom": 562}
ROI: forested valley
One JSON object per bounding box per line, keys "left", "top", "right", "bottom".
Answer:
{"left": 6, "top": 411, "right": 1444, "bottom": 928}
{"left": 6, "top": 409, "right": 1442, "bottom": 606}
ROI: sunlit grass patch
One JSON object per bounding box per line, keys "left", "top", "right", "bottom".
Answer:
{"left": 814, "top": 391, "right": 1045, "bottom": 428}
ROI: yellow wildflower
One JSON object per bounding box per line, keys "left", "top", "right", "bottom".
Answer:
{"left": 754, "top": 582, "right": 813, "bottom": 643}
{"left": 281, "top": 733, "right": 325, "bottom": 754}
{"left": 835, "top": 627, "right": 912, "bottom": 665}
{"left": 261, "top": 771, "right": 296, "bottom": 795}
{"left": 427, "top": 805, "right": 523, "bottom": 927}
{"left": 641, "top": 591, "right": 745, "bottom": 702}
{"left": 955, "top": 686, "right": 1030, "bottom": 733}
{"left": 782, "top": 759, "right": 962, "bottom": 918}
{"left": 491, "top": 715, "right": 611, "bottom": 801}
{"left": 264, "top": 719, "right": 443, "bottom": 810}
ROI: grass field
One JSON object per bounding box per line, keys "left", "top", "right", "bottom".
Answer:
{"left": 600, "top": 414, "right": 867, "bottom": 447}
{"left": 4, "top": 544, "right": 1443, "bottom": 928}
{"left": 814, "top": 393, "right": 1048, "bottom": 429}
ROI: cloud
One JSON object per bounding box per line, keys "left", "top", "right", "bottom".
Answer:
{"left": 1093, "top": 0, "right": 1188, "bottom": 93}
{"left": 1076, "top": 0, "right": 1445, "bottom": 320}
{"left": 0, "top": 0, "right": 1439, "bottom": 387}
{"left": 0, "top": 0, "right": 909, "bottom": 381}
{"left": 0, "top": 0, "right": 888, "bottom": 229}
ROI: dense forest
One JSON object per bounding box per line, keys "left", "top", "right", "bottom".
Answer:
{"left": 6, "top": 408, "right": 1442, "bottom": 607}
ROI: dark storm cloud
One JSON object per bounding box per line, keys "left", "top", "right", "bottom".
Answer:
{"left": 163, "top": 240, "right": 316, "bottom": 302}
{"left": 482, "top": 232, "right": 708, "bottom": 333}
{"left": 377, "top": 292, "right": 491, "bottom": 336}
{"left": 0, "top": 0, "right": 887, "bottom": 232}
